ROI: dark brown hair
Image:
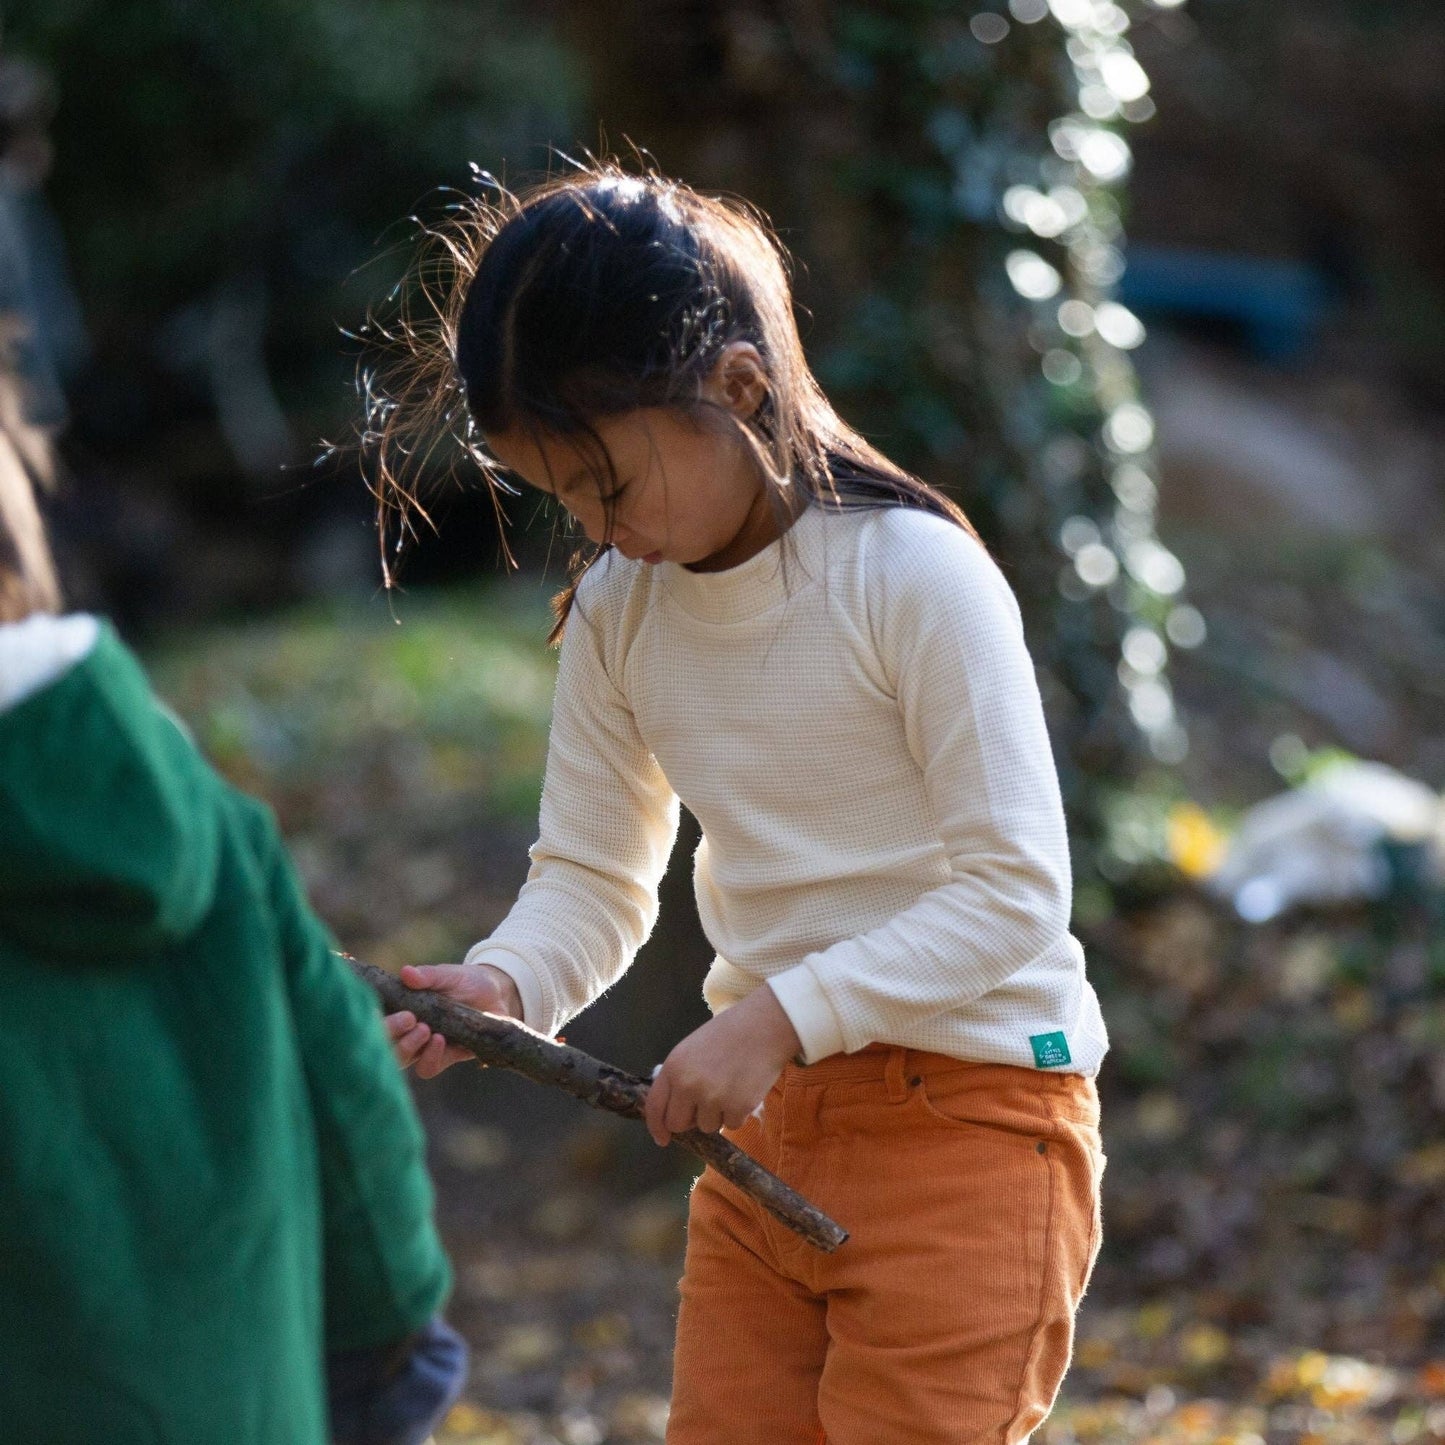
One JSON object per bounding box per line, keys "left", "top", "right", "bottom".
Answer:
{"left": 361, "top": 158, "right": 974, "bottom": 641}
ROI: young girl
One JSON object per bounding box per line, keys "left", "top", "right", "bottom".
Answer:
{"left": 380, "top": 164, "right": 1108, "bottom": 1444}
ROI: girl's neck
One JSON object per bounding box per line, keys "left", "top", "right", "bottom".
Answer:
{"left": 684, "top": 479, "right": 806, "bottom": 574}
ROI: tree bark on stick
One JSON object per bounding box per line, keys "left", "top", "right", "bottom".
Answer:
{"left": 347, "top": 957, "right": 849, "bottom": 1253}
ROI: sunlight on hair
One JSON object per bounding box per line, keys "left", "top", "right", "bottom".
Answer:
{"left": 0, "top": 358, "right": 62, "bottom": 622}
{"left": 338, "top": 152, "right": 978, "bottom": 630}
{"left": 590, "top": 175, "right": 648, "bottom": 204}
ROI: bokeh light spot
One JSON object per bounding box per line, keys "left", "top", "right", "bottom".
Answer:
{"left": 1122, "top": 626, "right": 1168, "bottom": 675}
{"left": 1104, "top": 402, "right": 1156, "bottom": 453}
{"left": 1079, "top": 84, "right": 1122, "bottom": 120}
{"left": 1165, "top": 605, "right": 1207, "bottom": 649}
{"left": 1095, "top": 301, "right": 1146, "bottom": 349}
{"left": 1006, "top": 249, "right": 1063, "bottom": 300}
{"left": 1076, "top": 128, "right": 1133, "bottom": 182}
{"left": 1099, "top": 50, "right": 1150, "bottom": 102}
{"left": 1126, "top": 539, "right": 1186, "bottom": 595}
{"left": 1048, "top": 0, "right": 1093, "bottom": 27}
{"left": 1060, "top": 515, "right": 1101, "bottom": 554}
{"left": 1075, "top": 541, "right": 1121, "bottom": 588}
{"left": 1128, "top": 678, "right": 1175, "bottom": 729}
{"left": 970, "top": 12, "right": 1011, "bottom": 44}
{"left": 1111, "top": 463, "right": 1157, "bottom": 509}
{"left": 1058, "top": 299, "right": 1096, "bottom": 336}
{"left": 1043, "top": 349, "right": 1084, "bottom": 385}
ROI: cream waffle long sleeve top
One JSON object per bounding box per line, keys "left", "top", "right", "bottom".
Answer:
{"left": 465, "top": 503, "right": 1108, "bottom": 1075}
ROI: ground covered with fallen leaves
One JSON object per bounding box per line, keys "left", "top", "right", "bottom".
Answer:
{"left": 402, "top": 897, "right": 1445, "bottom": 1445}
{"left": 144, "top": 546, "right": 1445, "bottom": 1444}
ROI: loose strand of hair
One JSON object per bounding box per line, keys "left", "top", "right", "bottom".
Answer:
{"left": 350, "top": 157, "right": 979, "bottom": 641}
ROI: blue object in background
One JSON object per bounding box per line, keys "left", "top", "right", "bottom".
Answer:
{"left": 1119, "top": 243, "right": 1334, "bottom": 363}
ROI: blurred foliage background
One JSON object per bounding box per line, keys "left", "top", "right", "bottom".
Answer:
{"left": 6, "top": 1, "right": 1445, "bottom": 1441}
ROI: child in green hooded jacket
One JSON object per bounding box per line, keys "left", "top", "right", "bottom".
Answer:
{"left": 0, "top": 393, "right": 465, "bottom": 1442}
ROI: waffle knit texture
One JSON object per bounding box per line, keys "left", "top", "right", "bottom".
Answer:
{"left": 466, "top": 503, "right": 1108, "bottom": 1074}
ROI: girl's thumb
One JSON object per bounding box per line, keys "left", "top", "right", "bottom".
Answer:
{"left": 400, "top": 963, "right": 457, "bottom": 991}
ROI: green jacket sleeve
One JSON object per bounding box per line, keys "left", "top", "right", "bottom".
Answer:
{"left": 232, "top": 790, "right": 452, "bottom": 1351}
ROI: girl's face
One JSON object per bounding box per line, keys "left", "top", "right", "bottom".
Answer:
{"left": 484, "top": 346, "right": 784, "bottom": 573}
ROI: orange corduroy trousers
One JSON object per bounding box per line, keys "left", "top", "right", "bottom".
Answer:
{"left": 667, "top": 1045, "right": 1104, "bottom": 1445}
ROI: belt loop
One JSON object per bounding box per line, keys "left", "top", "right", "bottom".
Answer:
{"left": 884, "top": 1047, "right": 909, "bottom": 1103}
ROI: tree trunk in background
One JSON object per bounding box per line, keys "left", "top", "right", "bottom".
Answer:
{"left": 558, "top": 0, "right": 1193, "bottom": 861}
{"left": 558, "top": 809, "right": 713, "bottom": 1076}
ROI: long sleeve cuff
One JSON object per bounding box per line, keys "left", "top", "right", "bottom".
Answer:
{"left": 326, "top": 1314, "right": 468, "bottom": 1445}
{"left": 461, "top": 944, "right": 546, "bottom": 1034}
{"left": 767, "top": 964, "right": 846, "bottom": 1065}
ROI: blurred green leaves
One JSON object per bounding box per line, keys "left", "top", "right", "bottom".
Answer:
{"left": 808, "top": 1, "right": 1198, "bottom": 833}
{"left": 7, "top": 0, "right": 580, "bottom": 422}
{"left": 146, "top": 580, "right": 558, "bottom": 823}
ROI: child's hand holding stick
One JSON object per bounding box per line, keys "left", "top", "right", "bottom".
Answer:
{"left": 347, "top": 957, "right": 849, "bottom": 1254}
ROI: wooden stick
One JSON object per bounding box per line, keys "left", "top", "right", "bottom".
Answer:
{"left": 347, "top": 957, "right": 849, "bottom": 1253}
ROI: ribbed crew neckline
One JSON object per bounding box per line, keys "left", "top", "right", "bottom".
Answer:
{"left": 658, "top": 502, "right": 827, "bottom": 623}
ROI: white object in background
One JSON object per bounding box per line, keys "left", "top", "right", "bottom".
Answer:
{"left": 1210, "top": 761, "right": 1445, "bottom": 923}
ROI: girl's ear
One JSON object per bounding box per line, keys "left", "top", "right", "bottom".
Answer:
{"left": 712, "top": 341, "right": 769, "bottom": 421}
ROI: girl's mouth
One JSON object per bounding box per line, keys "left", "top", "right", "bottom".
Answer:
{"left": 643, "top": 551, "right": 664, "bottom": 565}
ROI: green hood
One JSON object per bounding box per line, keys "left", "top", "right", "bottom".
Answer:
{"left": 0, "top": 619, "right": 453, "bottom": 1444}
{"left": 0, "top": 623, "right": 222, "bottom": 959}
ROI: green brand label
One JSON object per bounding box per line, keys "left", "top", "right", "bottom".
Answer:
{"left": 1030, "top": 1031, "right": 1072, "bottom": 1068}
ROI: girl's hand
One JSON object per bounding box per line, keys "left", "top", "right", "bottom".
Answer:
{"left": 385, "top": 963, "right": 524, "bottom": 1079}
{"left": 643, "top": 985, "right": 802, "bottom": 1146}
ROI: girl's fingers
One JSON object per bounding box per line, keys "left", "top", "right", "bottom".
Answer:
{"left": 695, "top": 1104, "right": 723, "bottom": 1136}
{"left": 413, "top": 1031, "right": 452, "bottom": 1080}
{"left": 401, "top": 961, "right": 504, "bottom": 1014}
{"left": 402, "top": 963, "right": 474, "bottom": 996}
{"left": 644, "top": 1073, "right": 672, "bottom": 1147}
{"left": 385, "top": 1011, "right": 417, "bottom": 1040}
{"left": 400, "top": 964, "right": 454, "bottom": 996}
{"left": 391, "top": 1021, "right": 432, "bottom": 1068}
{"left": 664, "top": 1091, "right": 698, "bottom": 1140}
